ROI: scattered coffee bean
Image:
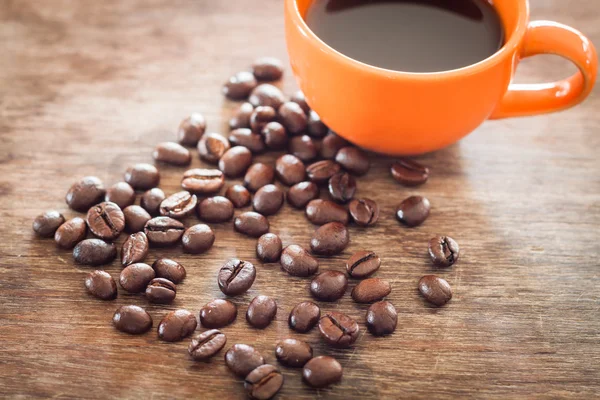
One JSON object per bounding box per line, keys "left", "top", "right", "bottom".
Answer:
{"left": 225, "top": 344, "right": 265, "bottom": 378}
{"left": 244, "top": 163, "right": 275, "bottom": 192}
{"left": 346, "top": 251, "right": 380, "bottom": 279}
{"left": 158, "top": 309, "right": 197, "bottom": 342}
{"left": 234, "top": 211, "right": 270, "bottom": 237}
{"left": 146, "top": 277, "right": 177, "bottom": 304}
{"left": 182, "top": 224, "right": 215, "bottom": 254}
{"left": 303, "top": 356, "right": 343, "bottom": 388}
{"left": 306, "top": 160, "right": 342, "bottom": 184}
{"left": 252, "top": 57, "right": 284, "bottom": 81}
{"left": 152, "top": 258, "right": 186, "bottom": 284}
{"left": 113, "top": 305, "right": 152, "bottom": 335}
{"left": 279, "top": 102, "right": 307, "bottom": 134}
{"left": 124, "top": 164, "right": 160, "bottom": 190}
{"left": 181, "top": 168, "right": 225, "bottom": 194}
{"left": 54, "top": 217, "right": 87, "bottom": 249}
{"left": 391, "top": 159, "right": 429, "bottom": 186}
{"left": 223, "top": 71, "right": 258, "bottom": 100}
{"left": 249, "top": 84, "right": 285, "bottom": 109}
{"left": 289, "top": 135, "right": 317, "bottom": 161}
{"left": 253, "top": 184, "right": 284, "bottom": 216}
{"left": 144, "top": 217, "right": 185, "bottom": 247}
{"left": 305, "top": 199, "right": 349, "bottom": 225}
{"left": 159, "top": 191, "right": 197, "bottom": 219}
{"left": 275, "top": 154, "right": 306, "bottom": 186}
{"left": 307, "top": 111, "right": 329, "bottom": 138}
{"left": 310, "top": 222, "right": 349, "bottom": 256}
{"left": 280, "top": 245, "right": 319, "bottom": 277}
{"left": 256, "top": 233, "right": 282, "bottom": 262}
{"left": 85, "top": 270, "right": 117, "bottom": 300}
{"left": 348, "top": 198, "right": 379, "bottom": 227}
{"left": 140, "top": 188, "right": 165, "bottom": 215}
{"left": 250, "top": 106, "right": 277, "bottom": 133}
{"left": 335, "top": 146, "right": 370, "bottom": 175}
{"left": 320, "top": 132, "right": 348, "bottom": 159}
{"left": 351, "top": 278, "right": 391, "bottom": 303}
{"left": 123, "top": 205, "right": 152, "bottom": 233}
{"left": 219, "top": 146, "right": 253, "bottom": 178}
{"left": 225, "top": 184, "right": 251, "bottom": 208}
{"left": 119, "top": 263, "right": 155, "bottom": 293}
{"left": 289, "top": 301, "right": 320, "bottom": 333}
{"left": 86, "top": 201, "right": 125, "bottom": 240}
{"left": 229, "top": 102, "right": 254, "bottom": 130}
{"left": 178, "top": 113, "right": 206, "bottom": 147}
{"left": 418, "top": 275, "right": 452, "bottom": 306}
{"left": 199, "top": 299, "right": 237, "bottom": 328}
{"left": 287, "top": 181, "right": 319, "bottom": 209}
{"left": 229, "top": 128, "right": 266, "bottom": 153}
{"left": 310, "top": 270, "right": 348, "bottom": 301}
{"left": 428, "top": 235, "right": 460, "bottom": 267}
{"left": 188, "top": 329, "right": 227, "bottom": 361}
{"left": 73, "top": 239, "right": 117, "bottom": 266}
{"left": 33, "top": 210, "right": 65, "bottom": 238}
{"left": 246, "top": 295, "right": 277, "bottom": 329}
{"left": 318, "top": 311, "right": 359, "bottom": 348}
{"left": 396, "top": 195, "right": 431, "bottom": 227}
{"left": 197, "top": 196, "right": 234, "bottom": 223}
{"left": 328, "top": 172, "right": 356, "bottom": 203}
{"left": 366, "top": 301, "right": 397, "bottom": 336}
{"left": 153, "top": 142, "right": 192, "bottom": 166}
{"left": 198, "top": 133, "right": 231, "bottom": 164}
{"left": 290, "top": 90, "right": 310, "bottom": 114}
{"left": 245, "top": 364, "right": 284, "bottom": 400}
{"left": 261, "top": 122, "right": 288, "bottom": 150}
{"left": 275, "top": 338, "right": 313, "bottom": 367}
{"left": 218, "top": 259, "right": 256, "bottom": 296}
{"left": 65, "top": 176, "right": 106, "bottom": 212}
{"left": 121, "top": 232, "right": 149, "bottom": 266}
{"left": 105, "top": 182, "right": 136, "bottom": 209}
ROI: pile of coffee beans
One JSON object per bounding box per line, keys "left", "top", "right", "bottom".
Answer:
{"left": 32, "top": 57, "right": 461, "bottom": 398}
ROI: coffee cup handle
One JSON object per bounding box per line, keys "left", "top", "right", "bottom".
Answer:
{"left": 490, "top": 21, "right": 597, "bottom": 119}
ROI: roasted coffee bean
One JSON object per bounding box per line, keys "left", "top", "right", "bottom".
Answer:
{"left": 234, "top": 211, "right": 269, "bottom": 237}
{"left": 303, "top": 356, "right": 343, "bottom": 388}
{"left": 328, "top": 172, "right": 356, "bottom": 203}
{"left": 219, "top": 146, "right": 253, "bottom": 178}
{"left": 256, "top": 233, "right": 282, "bottom": 262}
{"left": 33, "top": 210, "right": 65, "bottom": 238}
{"left": 366, "top": 301, "right": 397, "bottom": 336}
{"left": 246, "top": 295, "right": 277, "bottom": 329}
{"left": 320, "top": 132, "right": 348, "bottom": 159}
{"left": 428, "top": 235, "right": 460, "bottom": 267}
{"left": 250, "top": 106, "right": 277, "bottom": 133}
{"left": 346, "top": 251, "right": 380, "bottom": 279}
{"left": 307, "top": 111, "right": 329, "bottom": 138}
{"left": 198, "top": 133, "right": 231, "bottom": 164}
{"left": 348, "top": 198, "right": 379, "bottom": 227}
{"left": 85, "top": 270, "right": 117, "bottom": 300}
{"left": 197, "top": 196, "right": 234, "bottom": 223}
{"left": 287, "top": 181, "right": 319, "bottom": 209}
{"left": 275, "top": 339, "right": 313, "bottom": 367}
{"left": 124, "top": 164, "right": 160, "bottom": 190}
{"left": 305, "top": 199, "right": 349, "bottom": 225}
{"left": 244, "top": 163, "right": 275, "bottom": 192}
{"left": 144, "top": 217, "right": 185, "bottom": 246}
{"left": 65, "top": 176, "right": 105, "bottom": 211}
{"left": 153, "top": 142, "right": 192, "bottom": 166}
{"left": 418, "top": 275, "right": 452, "bottom": 306}
{"left": 86, "top": 202, "right": 125, "bottom": 240}
{"left": 310, "top": 222, "right": 349, "bottom": 256}
{"left": 352, "top": 278, "right": 392, "bottom": 303}
{"left": 181, "top": 168, "right": 225, "bottom": 194}
{"left": 391, "top": 159, "right": 429, "bottom": 186}
{"left": 146, "top": 278, "right": 177, "bottom": 304}
{"left": 306, "top": 160, "right": 342, "bottom": 184}
{"left": 261, "top": 122, "right": 288, "bottom": 150}
{"left": 289, "top": 135, "right": 317, "bottom": 161}
{"left": 318, "top": 311, "right": 359, "bottom": 348}
{"left": 252, "top": 57, "right": 284, "bottom": 81}
{"left": 178, "top": 113, "right": 206, "bottom": 147}
{"left": 289, "top": 301, "right": 320, "bottom": 333}
{"left": 279, "top": 102, "right": 308, "bottom": 134}
{"left": 396, "top": 196, "right": 431, "bottom": 227}
{"left": 113, "top": 305, "right": 152, "bottom": 335}
{"left": 223, "top": 71, "right": 258, "bottom": 100}
{"left": 290, "top": 90, "right": 310, "bottom": 114}
{"left": 229, "top": 102, "right": 254, "bottom": 130}
{"left": 218, "top": 259, "right": 256, "bottom": 296}
{"left": 54, "top": 217, "right": 87, "bottom": 249}
{"left": 275, "top": 154, "right": 306, "bottom": 186}
{"left": 253, "top": 184, "right": 284, "bottom": 216}
{"left": 310, "top": 270, "right": 348, "bottom": 301}
{"left": 73, "top": 239, "right": 117, "bottom": 266}
{"left": 225, "top": 184, "right": 251, "bottom": 208}
{"left": 159, "top": 191, "right": 197, "bottom": 219}
{"left": 189, "top": 329, "right": 227, "bottom": 361}
{"left": 105, "top": 182, "right": 136, "bottom": 209}
{"left": 152, "top": 258, "right": 186, "bottom": 284}
{"left": 119, "top": 263, "right": 155, "bottom": 293}
{"left": 140, "top": 188, "right": 165, "bottom": 215}
{"left": 182, "top": 224, "right": 215, "bottom": 254}
{"left": 158, "top": 309, "right": 197, "bottom": 342}
{"left": 225, "top": 344, "right": 265, "bottom": 378}
{"left": 121, "top": 232, "right": 149, "bottom": 266}
{"left": 335, "top": 146, "right": 370, "bottom": 175}
{"left": 123, "top": 205, "right": 151, "bottom": 233}
{"left": 280, "top": 245, "right": 319, "bottom": 277}
{"left": 229, "top": 128, "right": 266, "bottom": 153}
{"left": 245, "top": 364, "right": 284, "bottom": 400}
{"left": 249, "top": 84, "right": 285, "bottom": 109}
{"left": 199, "top": 299, "right": 237, "bottom": 328}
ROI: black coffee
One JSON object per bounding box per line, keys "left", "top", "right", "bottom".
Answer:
{"left": 305, "top": 0, "right": 504, "bottom": 72}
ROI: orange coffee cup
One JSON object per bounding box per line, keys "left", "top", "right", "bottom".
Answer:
{"left": 285, "top": 0, "right": 598, "bottom": 155}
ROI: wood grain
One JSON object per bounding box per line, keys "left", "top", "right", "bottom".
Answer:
{"left": 1, "top": 0, "right": 599, "bottom": 398}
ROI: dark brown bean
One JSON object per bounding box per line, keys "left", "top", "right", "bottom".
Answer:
{"left": 225, "top": 184, "right": 251, "bottom": 208}
{"left": 275, "top": 154, "right": 306, "bottom": 186}
{"left": 33, "top": 210, "right": 65, "bottom": 238}
{"left": 250, "top": 106, "right": 277, "bottom": 133}
{"left": 290, "top": 90, "right": 310, "bottom": 114}
{"left": 335, "top": 146, "right": 370, "bottom": 175}
{"left": 366, "top": 301, "right": 397, "bottom": 336}
{"left": 218, "top": 259, "right": 256, "bottom": 296}
{"left": 328, "top": 172, "right": 356, "bottom": 203}
{"left": 219, "top": 146, "right": 253, "bottom": 178}
{"left": 234, "top": 211, "right": 269, "bottom": 237}
{"left": 188, "top": 329, "right": 227, "bottom": 361}
{"left": 245, "top": 364, "right": 284, "bottom": 400}
{"left": 287, "top": 181, "right": 319, "bottom": 209}
{"left": 197, "top": 196, "right": 234, "bottom": 223}
{"left": 182, "top": 224, "right": 215, "bottom": 254}
{"left": 225, "top": 344, "right": 265, "bottom": 378}
{"left": 121, "top": 232, "right": 149, "bottom": 266}
{"left": 246, "top": 295, "right": 277, "bottom": 329}
{"left": 119, "top": 263, "right": 155, "bottom": 293}
{"left": 144, "top": 217, "right": 185, "bottom": 247}
{"left": 279, "top": 102, "right": 307, "bottom": 134}
{"left": 178, "top": 113, "right": 206, "bottom": 147}
{"left": 159, "top": 191, "right": 197, "bottom": 219}
{"left": 85, "top": 270, "right": 117, "bottom": 300}
{"left": 249, "top": 84, "right": 285, "bottom": 109}
{"left": 418, "top": 275, "right": 452, "bottom": 306}
{"left": 391, "top": 159, "right": 430, "bottom": 186}
{"left": 223, "top": 71, "right": 258, "bottom": 100}
{"left": 305, "top": 199, "right": 349, "bottom": 225}
{"left": 428, "top": 235, "right": 460, "bottom": 267}
{"left": 351, "top": 278, "right": 392, "bottom": 303}
{"left": 253, "top": 184, "right": 284, "bottom": 216}
{"left": 86, "top": 202, "right": 125, "bottom": 240}
{"left": 310, "top": 222, "right": 349, "bottom": 256}
{"left": 198, "top": 133, "right": 231, "bottom": 164}
{"left": 306, "top": 160, "right": 342, "bottom": 184}
{"left": 113, "top": 305, "right": 152, "bottom": 335}
{"left": 158, "top": 309, "right": 197, "bottom": 342}
{"left": 252, "top": 57, "right": 284, "bottom": 81}
{"left": 152, "top": 258, "right": 186, "bottom": 284}
{"left": 318, "top": 311, "right": 359, "bottom": 348}
{"left": 153, "top": 142, "right": 192, "bottom": 166}
{"left": 256, "top": 233, "right": 282, "bottom": 262}
{"left": 261, "top": 122, "right": 288, "bottom": 150}
{"left": 73, "top": 239, "right": 117, "bottom": 266}
{"left": 307, "top": 111, "right": 329, "bottom": 138}
{"left": 200, "top": 299, "right": 237, "bottom": 328}
{"left": 280, "top": 245, "right": 319, "bottom": 277}
{"left": 54, "top": 217, "right": 87, "bottom": 249}
{"left": 140, "top": 188, "right": 165, "bottom": 215}
{"left": 348, "top": 198, "right": 379, "bottom": 227}
{"left": 229, "top": 128, "right": 265, "bottom": 153}
{"left": 124, "top": 164, "right": 160, "bottom": 191}
{"left": 105, "top": 182, "right": 136, "bottom": 209}
{"left": 289, "top": 135, "right": 317, "bottom": 161}
{"left": 396, "top": 196, "right": 431, "bottom": 227}
{"left": 310, "top": 271, "right": 348, "bottom": 301}
{"left": 123, "top": 205, "right": 151, "bottom": 233}
{"left": 181, "top": 168, "right": 225, "bottom": 194}
{"left": 303, "top": 356, "right": 343, "bottom": 388}
{"left": 65, "top": 176, "right": 106, "bottom": 212}
{"left": 229, "top": 102, "right": 254, "bottom": 130}
{"left": 275, "top": 339, "right": 313, "bottom": 367}
{"left": 244, "top": 163, "right": 275, "bottom": 192}
{"left": 320, "top": 132, "right": 348, "bottom": 159}
{"left": 146, "top": 277, "right": 177, "bottom": 304}
{"left": 289, "top": 301, "right": 320, "bottom": 333}
{"left": 346, "top": 251, "right": 380, "bottom": 279}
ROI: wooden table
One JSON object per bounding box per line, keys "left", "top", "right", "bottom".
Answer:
{"left": 1, "top": 1, "right": 599, "bottom": 398}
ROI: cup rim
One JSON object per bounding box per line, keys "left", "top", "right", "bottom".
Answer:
{"left": 288, "top": 0, "right": 529, "bottom": 79}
